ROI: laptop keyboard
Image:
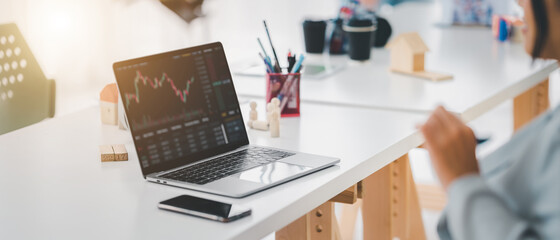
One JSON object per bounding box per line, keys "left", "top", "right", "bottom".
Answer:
{"left": 160, "top": 147, "right": 295, "bottom": 185}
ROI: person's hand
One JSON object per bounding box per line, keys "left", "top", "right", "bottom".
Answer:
{"left": 420, "top": 106, "right": 479, "bottom": 190}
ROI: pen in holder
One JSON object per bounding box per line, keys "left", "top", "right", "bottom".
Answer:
{"left": 266, "top": 73, "right": 301, "bottom": 117}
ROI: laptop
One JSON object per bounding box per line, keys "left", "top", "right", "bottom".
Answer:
{"left": 113, "top": 42, "right": 340, "bottom": 198}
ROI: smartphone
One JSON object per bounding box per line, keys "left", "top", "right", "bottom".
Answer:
{"left": 158, "top": 195, "right": 251, "bottom": 223}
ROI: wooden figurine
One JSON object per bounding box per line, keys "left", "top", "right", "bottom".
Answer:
{"left": 249, "top": 101, "right": 258, "bottom": 121}
{"left": 266, "top": 102, "right": 274, "bottom": 123}
{"left": 386, "top": 32, "right": 453, "bottom": 81}
{"left": 271, "top": 97, "right": 280, "bottom": 110}
{"left": 100, "top": 83, "right": 119, "bottom": 125}
{"left": 248, "top": 101, "right": 258, "bottom": 127}
{"left": 270, "top": 97, "right": 281, "bottom": 117}
{"left": 270, "top": 111, "right": 279, "bottom": 138}
{"left": 251, "top": 120, "right": 269, "bottom": 131}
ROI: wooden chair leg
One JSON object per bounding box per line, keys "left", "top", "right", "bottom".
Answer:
{"left": 362, "top": 154, "right": 426, "bottom": 240}
{"left": 514, "top": 79, "right": 549, "bottom": 131}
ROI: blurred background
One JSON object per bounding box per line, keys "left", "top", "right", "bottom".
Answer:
{"left": 0, "top": 0, "right": 343, "bottom": 115}
{"left": 0, "top": 0, "right": 558, "bottom": 239}
{"left": 0, "top": 0, "right": 521, "bottom": 116}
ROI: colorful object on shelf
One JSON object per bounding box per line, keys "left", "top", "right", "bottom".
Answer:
{"left": 492, "top": 15, "right": 524, "bottom": 42}
{"left": 452, "top": 0, "right": 493, "bottom": 25}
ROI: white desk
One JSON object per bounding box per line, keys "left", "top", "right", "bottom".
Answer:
{"left": 229, "top": 2, "right": 558, "bottom": 122}
{"left": 0, "top": 101, "right": 426, "bottom": 240}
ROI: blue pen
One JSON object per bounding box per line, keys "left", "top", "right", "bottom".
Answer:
{"left": 259, "top": 53, "right": 273, "bottom": 73}
{"left": 264, "top": 58, "right": 274, "bottom": 72}
{"left": 264, "top": 56, "right": 274, "bottom": 72}
{"left": 290, "top": 54, "right": 305, "bottom": 73}
{"left": 263, "top": 60, "right": 271, "bottom": 73}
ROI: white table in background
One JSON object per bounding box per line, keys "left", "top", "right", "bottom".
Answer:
{"left": 228, "top": 2, "right": 557, "bottom": 122}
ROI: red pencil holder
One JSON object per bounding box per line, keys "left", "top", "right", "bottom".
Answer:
{"left": 266, "top": 73, "right": 301, "bottom": 117}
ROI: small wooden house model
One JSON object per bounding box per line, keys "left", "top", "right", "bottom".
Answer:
{"left": 386, "top": 32, "right": 429, "bottom": 73}
{"left": 100, "top": 83, "right": 118, "bottom": 125}
{"left": 386, "top": 32, "right": 452, "bottom": 81}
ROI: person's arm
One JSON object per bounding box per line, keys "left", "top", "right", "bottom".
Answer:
{"left": 421, "top": 106, "right": 560, "bottom": 239}
{"left": 439, "top": 174, "right": 540, "bottom": 240}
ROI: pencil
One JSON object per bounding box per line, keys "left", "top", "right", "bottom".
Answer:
{"left": 257, "top": 38, "right": 271, "bottom": 60}
{"left": 263, "top": 20, "right": 281, "bottom": 73}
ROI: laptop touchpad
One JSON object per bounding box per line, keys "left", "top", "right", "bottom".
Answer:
{"left": 233, "top": 162, "right": 312, "bottom": 185}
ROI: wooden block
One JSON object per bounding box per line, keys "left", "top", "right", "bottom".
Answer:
{"left": 329, "top": 184, "right": 357, "bottom": 204}
{"left": 391, "top": 69, "right": 453, "bottom": 82}
{"left": 112, "top": 144, "right": 128, "bottom": 161}
{"left": 100, "top": 144, "right": 128, "bottom": 162}
{"left": 357, "top": 181, "right": 363, "bottom": 199}
{"left": 99, "top": 145, "right": 115, "bottom": 162}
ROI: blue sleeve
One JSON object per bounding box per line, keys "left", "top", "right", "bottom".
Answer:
{"left": 437, "top": 174, "right": 542, "bottom": 240}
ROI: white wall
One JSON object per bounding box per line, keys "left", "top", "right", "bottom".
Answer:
{"left": 0, "top": 0, "right": 195, "bottom": 115}
{"left": 0, "top": 0, "right": 340, "bottom": 115}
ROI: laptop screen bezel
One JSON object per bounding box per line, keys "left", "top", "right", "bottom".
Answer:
{"left": 112, "top": 42, "right": 249, "bottom": 178}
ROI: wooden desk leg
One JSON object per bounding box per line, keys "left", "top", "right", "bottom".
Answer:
{"left": 362, "top": 154, "right": 426, "bottom": 240}
{"left": 276, "top": 201, "right": 338, "bottom": 240}
{"left": 514, "top": 79, "right": 549, "bottom": 131}
{"left": 338, "top": 199, "right": 362, "bottom": 240}
{"left": 276, "top": 185, "right": 358, "bottom": 240}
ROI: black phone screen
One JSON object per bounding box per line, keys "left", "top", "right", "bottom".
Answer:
{"left": 160, "top": 195, "right": 232, "bottom": 218}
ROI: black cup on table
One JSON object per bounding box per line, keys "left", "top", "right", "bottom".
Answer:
{"left": 343, "top": 19, "right": 376, "bottom": 60}
{"left": 303, "top": 20, "right": 327, "bottom": 54}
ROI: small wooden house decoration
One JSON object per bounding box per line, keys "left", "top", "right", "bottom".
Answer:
{"left": 100, "top": 83, "right": 119, "bottom": 125}
{"left": 386, "top": 32, "right": 452, "bottom": 81}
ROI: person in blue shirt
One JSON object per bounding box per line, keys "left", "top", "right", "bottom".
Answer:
{"left": 419, "top": 0, "right": 560, "bottom": 239}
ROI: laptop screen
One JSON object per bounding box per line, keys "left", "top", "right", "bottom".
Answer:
{"left": 113, "top": 42, "right": 249, "bottom": 177}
